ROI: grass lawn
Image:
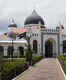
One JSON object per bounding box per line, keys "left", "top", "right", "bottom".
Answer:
{"left": 57, "top": 54, "right": 66, "bottom": 74}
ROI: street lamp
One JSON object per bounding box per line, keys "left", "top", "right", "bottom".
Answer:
{"left": 11, "top": 39, "right": 14, "bottom": 61}
{"left": 8, "top": 31, "right": 16, "bottom": 61}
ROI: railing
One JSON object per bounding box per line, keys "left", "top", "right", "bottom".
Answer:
{"left": 41, "top": 28, "right": 60, "bottom": 33}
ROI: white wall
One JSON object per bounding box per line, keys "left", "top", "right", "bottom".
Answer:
{"left": 42, "top": 34, "right": 58, "bottom": 55}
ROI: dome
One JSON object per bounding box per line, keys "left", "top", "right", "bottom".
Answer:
{"left": 24, "top": 10, "right": 44, "bottom": 25}
{"left": 8, "top": 18, "right": 17, "bottom": 28}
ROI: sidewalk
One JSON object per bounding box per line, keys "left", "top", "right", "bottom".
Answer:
{"left": 14, "top": 58, "right": 65, "bottom": 80}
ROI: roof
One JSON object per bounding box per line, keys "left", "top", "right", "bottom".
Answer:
{"left": 0, "top": 28, "right": 26, "bottom": 39}
{"left": 0, "top": 38, "right": 27, "bottom": 44}
{"left": 9, "top": 28, "right": 26, "bottom": 34}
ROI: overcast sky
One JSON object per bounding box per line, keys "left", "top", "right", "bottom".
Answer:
{"left": 0, "top": 0, "right": 66, "bottom": 34}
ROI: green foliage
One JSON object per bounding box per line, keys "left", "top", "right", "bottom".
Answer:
{"left": 3, "top": 58, "right": 26, "bottom": 70}
{"left": 57, "top": 54, "right": 64, "bottom": 61}
{"left": 25, "top": 49, "right": 32, "bottom": 61}
{"left": 1, "top": 53, "right": 43, "bottom": 79}
{"left": 32, "top": 54, "right": 43, "bottom": 64}
{"left": 57, "top": 54, "right": 66, "bottom": 74}
{"left": 1, "top": 58, "right": 29, "bottom": 80}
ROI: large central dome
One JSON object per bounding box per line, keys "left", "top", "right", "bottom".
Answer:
{"left": 24, "top": 10, "right": 44, "bottom": 25}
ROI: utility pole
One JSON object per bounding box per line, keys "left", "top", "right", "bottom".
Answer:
{"left": 11, "top": 40, "right": 14, "bottom": 61}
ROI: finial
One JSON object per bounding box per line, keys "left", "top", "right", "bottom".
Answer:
{"left": 58, "top": 21, "right": 62, "bottom": 26}
{"left": 58, "top": 20, "right": 64, "bottom": 29}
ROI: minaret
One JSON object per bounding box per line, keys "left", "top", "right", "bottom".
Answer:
{"left": 56, "top": 21, "right": 64, "bottom": 30}
{"left": 8, "top": 17, "right": 17, "bottom": 31}
{"left": 58, "top": 21, "right": 64, "bottom": 30}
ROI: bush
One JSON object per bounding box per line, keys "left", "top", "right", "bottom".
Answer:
{"left": 1, "top": 58, "right": 29, "bottom": 80}
{"left": 57, "top": 54, "right": 64, "bottom": 61}
{"left": 32, "top": 54, "right": 43, "bottom": 65}
{"left": 25, "top": 49, "right": 32, "bottom": 61}
{"left": 57, "top": 54, "right": 66, "bottom": 74}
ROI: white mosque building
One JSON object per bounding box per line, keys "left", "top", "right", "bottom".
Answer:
{"left": 0, "top": 10, "right": 66, "bottom": 58}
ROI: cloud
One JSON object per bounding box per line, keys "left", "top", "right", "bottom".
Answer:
{"left": 0, "top": 16, "right": 8, "bottom": 34}
{"left": 0, "top": 0, "right": 66, "bottom": 34}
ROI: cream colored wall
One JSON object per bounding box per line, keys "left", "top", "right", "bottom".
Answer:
{"left": 0, "top": 42, "right": 26, "bottom": 57}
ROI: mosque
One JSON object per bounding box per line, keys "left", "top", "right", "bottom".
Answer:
{"left": 0, "top": 10, "right": 66, "bottom": 58}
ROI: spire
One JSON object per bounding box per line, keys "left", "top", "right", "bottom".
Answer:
{"left": 8, "top": 17, "right": 17, "bottom": 28}
{"left": 32, "top": 9, "right": 38, "bottom": 16}
{"left": 58, "top": 21, "right": 62, "bottom": 26}
{"left": 32, "top": 9, "right": 36, "bottom": 13}
{"left": 58, "top": 21, "right": 64, "bottom": 29}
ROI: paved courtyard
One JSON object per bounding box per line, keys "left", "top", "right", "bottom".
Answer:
{"left": 15, "top": 58, "right": 64, "bottom": 80}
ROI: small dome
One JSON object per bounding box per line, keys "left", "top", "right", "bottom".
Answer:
{"left": 24, "top": 10, "right": 44, "bottom": 25}
{"left": 8, "top": 18, "right": 17, "bottom": 28}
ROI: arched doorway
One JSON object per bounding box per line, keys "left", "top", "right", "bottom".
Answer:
{"left": 18, "top": 46, "right": 24, "bottom": 57}
{"left": 63, "top": 41, "right": 66, "bottom": 54}
{"left": 0, "top": 46, "right": 4, "bottom": 56}
{"left": 33, "top": 40, "right": 37, "bottom": 53}
{"left": 45, "top": 40, "right": 53, "bottom": 57}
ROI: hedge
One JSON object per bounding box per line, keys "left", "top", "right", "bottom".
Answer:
{"left": 57, "top": 54, "right": 66, "bottom": 74}
{"left": 32, "top": 54, "right": 43, "bottom": 65}
{"left": 1, "top": 54, "right": 43, "bottom": 80}
{"left": 1, "top": 58, "right": 29, "bottom": 80}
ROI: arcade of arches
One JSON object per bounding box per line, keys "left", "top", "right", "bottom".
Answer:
{"left": 0, "top": 40, "right": 66, "bottom": 57}
{"left": 0, "top": 46, "right": 24, "bottom": 58}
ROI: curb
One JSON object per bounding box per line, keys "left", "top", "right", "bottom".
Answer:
{"left": 12, "top": 66, "right": 33, "bottom": 80}
{"left": 56, "top": 59, "right": 66, "bottom": 80}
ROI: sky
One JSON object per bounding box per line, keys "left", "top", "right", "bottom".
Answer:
{"left": 0, "top": 0, "right": 66, "bottom": 34}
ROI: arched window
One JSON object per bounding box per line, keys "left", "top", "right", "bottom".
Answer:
{"left": 63, "top": 41, "right": 66, "bottom": 53}
{"left": 33, "top": 40, "right": 37, "bottom": 53}
{"left": 0, "top": 46, "right": 4, "bottom": 56}
{"left": 7, "top": 46, "right": 14, "bottom": 57}
{"left": 18, "top": 46, "right": 24, "bottom": 57}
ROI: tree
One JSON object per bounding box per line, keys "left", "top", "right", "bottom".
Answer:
{"left": 25, "top": 37, "right": 32, "bottom": 65}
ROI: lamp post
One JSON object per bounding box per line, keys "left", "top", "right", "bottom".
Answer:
{"left": 9, "top": 31, "right": 16, "bottom": 61}
{"left": 11, "top": 39, "right": 14, "bottom": 61}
